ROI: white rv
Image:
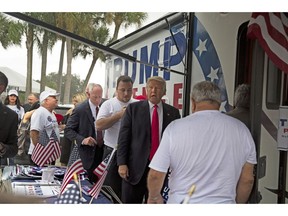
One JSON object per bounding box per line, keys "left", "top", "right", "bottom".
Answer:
{"left": 105, "top": 12, "right": 288, "bottom": 203}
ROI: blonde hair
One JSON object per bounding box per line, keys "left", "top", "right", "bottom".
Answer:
{"left": 72, "top": 92, "right": 87, "bottom": 104}
{"left": 146, "top": 76, "right": 166, "bottom": 92}
{"left": 66, "top": 92, "right": 87, "bottom": 115}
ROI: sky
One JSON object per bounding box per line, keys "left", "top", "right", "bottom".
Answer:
{"left": 0, "top": 12, "right": 167, "bottom": 88}
{"left": 0, "top": 1, "right": 278, "bottom": 88}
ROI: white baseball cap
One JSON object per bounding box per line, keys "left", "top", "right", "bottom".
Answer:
{"left": 8, "top": 89, "right": 18, "bottom": 97}
{"left": 40, "top": 91, "right": 60, "bottom": 103}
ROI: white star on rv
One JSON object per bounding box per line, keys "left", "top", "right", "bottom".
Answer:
{"left": 196, "top": 39, "right": 207, "bottom": 57}
{"left": 207, "top": 67, "right": 219, "bottom": 82}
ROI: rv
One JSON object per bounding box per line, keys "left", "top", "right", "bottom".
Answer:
{"left": 105, "top": 12, "right": 288, "bottom": 203}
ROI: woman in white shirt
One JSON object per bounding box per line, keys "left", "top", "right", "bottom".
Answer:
{"left": 1, "top": 89, "right": 25, "bottom": 165}
{"left": 4, "top": 89, "right": 25, "bottom": 125}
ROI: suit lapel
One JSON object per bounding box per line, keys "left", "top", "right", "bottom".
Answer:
{"left": 140, "top": 101, "right": 151, "bottom": 137}
{"left": 162, "top": 103, "right": 172, "bottom": 133}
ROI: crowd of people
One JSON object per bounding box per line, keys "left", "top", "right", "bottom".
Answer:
{"left": 0, "top": 70, "right": 257, "bottom": 204}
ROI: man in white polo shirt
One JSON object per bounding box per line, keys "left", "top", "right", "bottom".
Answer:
{"left": 96, "top": 75, "right": 138, "bottom": 201}
{"left": 147, "top": 81, "right": 256, "bottom": 204}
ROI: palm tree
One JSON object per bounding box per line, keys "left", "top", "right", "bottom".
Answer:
{"left": 21, "top": 13, "right": 43, "bottom": 99}
{"left": 81, "top": 12, "right": 148, "bottom": 91}
{"left": 0, "top": 13, "right": 23, "bottom": 49}
{"left": 34, "top": 13, "right": 57, "bottom": 92}
{"left": 54, "top": 13, "right": 96, "bottom": 104}
{"left": 73, "top": 13, "right": 110, "bottom": 91}
{"left": 35, "top": 13, "right": 56, "bottom": 92}
{"left": 105, "top": 12, "right": 148, "bottom": 43}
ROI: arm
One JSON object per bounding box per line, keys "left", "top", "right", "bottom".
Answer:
{"left": 64, "top": 108, "right": 84, "bottom": 144}
{"left": 64, "top": 107, "right": 96, "bottom": 146}
{"left": 0, "top": 112, "right": 18, "bottom": 158}
{"left": 96, "top": 107, "right": 126, "bottom": 130}
{"left": 236, "top": 162, "right": 255, "bottom": 203}
{"left": 117, "top": 105, "right": 132, "bottom": 166}
{"left": 147, "top": 168, "right": 166, "bottom": 204}
{"left": 22, "top": 110, "right": 35, "bottom": 123}
{"left": 30, "top": 130, "right": 39, "bottom": 146}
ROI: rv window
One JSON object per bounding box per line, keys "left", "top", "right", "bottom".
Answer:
{"left": 266, "top": 59, "right": 281, "bottom": 109}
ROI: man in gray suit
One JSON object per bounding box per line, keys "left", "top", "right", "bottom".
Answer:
{"left": 0, "top": 71, "right": 18, "bottom": 165}
{"left": 117, "top": 76, "right": 181, "bottom": 203}
{"left": 64, "top": 83, "right": 106, "bottom": 183}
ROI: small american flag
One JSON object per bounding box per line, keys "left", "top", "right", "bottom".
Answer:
{"left": 31, "top": 130, "right": 61, "bottom": 166}
{"left": 88, "top": 148, "right": 116, "bottom": 199}
{"left": 60, "top": 159, "right": 85, "bottom": 195}
{"left": 247, "top": 13, "right": 288, "bottom": 74}
{"left": 67, "top": 141, "right": 80, "bottom": 167}
{"left": 55, "top": 183, "right": 82, "bottom": 204}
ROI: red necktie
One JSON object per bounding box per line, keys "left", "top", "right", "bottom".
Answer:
{"left": 96, "top": 107, "right": 103, "bottom": 147}
{"left": 150, "top": 105, "right": 159, "bottom": 160}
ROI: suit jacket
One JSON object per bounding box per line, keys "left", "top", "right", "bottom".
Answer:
{"left": 117, "top": 100, "right": 181, "bottom": 185}
{"left": 64, "top": 99, "right": 106, "bottom": 170}
{"left": 0, "top": 102, "right": 18, "bottom": 159}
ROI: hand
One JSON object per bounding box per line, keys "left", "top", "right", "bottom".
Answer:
{"left": 58, "top": 123, "right": 65, "bottom": 132}
{"left": 118, "top": 165, "right": 129, "bottom": 180}
{"left": 81, "top": 137, "right": 97, "bottom": 146}
{"left": 147, "top": 194, "right": 163, "bottom": 204}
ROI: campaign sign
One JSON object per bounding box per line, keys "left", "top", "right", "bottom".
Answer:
{"left": 277, "top": 106, "right": 288, "bottom": 151}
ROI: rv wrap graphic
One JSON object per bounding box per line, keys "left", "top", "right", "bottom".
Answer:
{"left": 106, "top": 15, "right": 229, "bottom": 112}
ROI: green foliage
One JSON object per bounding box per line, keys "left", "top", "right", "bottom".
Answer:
{"left": 39, "top": 72, "right": 85, "bottom": 103}
{"left": 0, "top": 14, "right": 23, "bottom": 49}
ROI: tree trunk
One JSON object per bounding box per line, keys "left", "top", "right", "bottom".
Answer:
{"left": 82, "top": 54, "right": 98, "bottom": 92}
{"left": 57, "top": 37, "right": 66, "bottom": 103}
{"left": 63, "top": 38, "right": 72, "bottom": 104}
{"left": 111, "top": 23, "right": 121, "bottom": 42}
{"left": 25, "top": 25, "right": 34, "bottom": 99}
{"left": 40, "top": 31, "right": 48, "bottom": 92}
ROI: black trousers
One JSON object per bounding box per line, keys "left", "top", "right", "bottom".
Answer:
{"left": 121, "top": 163, "right": 150, "bottom": 204}
{"left": 102, "top": 145, "right": 122, "bottom": 202}
{"left": 86, "top": 146, "right": 104, "bottom": 183}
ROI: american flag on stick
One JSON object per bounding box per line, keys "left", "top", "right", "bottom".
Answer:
{"left": 31, "top": 130, "right": 61, "bottom": 167}
{"left": 60, "top": 159, "right": 85, "bottom": 195}
{"left": 247, "top": 13, "right": 288, "bottom": 74}
{"left": 55, "top": 182, "right": 82, "bottom": 204}
{"left": 88, "top": 148, "right": 116, "bottom": 200}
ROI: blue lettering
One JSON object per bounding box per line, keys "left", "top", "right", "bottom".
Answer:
{"left": 110, "top": 31, "right": 186, "bottom": 87}
{"left": 131, "top": 50, "right": 137, "bottom": 82}
{"left": 280, "top": 119, "right": 287, "bottom": 126}
{"left": 163, "top": 32, "right": 187, "bottom": 80}
{"left": 139, "top": 41, "right": 160, "bottom": 84}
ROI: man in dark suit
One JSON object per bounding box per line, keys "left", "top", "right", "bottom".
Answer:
{"left": 0, "top": 71, "right": 18, "bottom": 165}
{"left": 64, "top": 83, "right": 106, "bottom": 183}
{"left": 117, "top": 76, "right": 181, "bottom": 203}
{"left": 226, "top": 84, "right": 251, "bottom": 129}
